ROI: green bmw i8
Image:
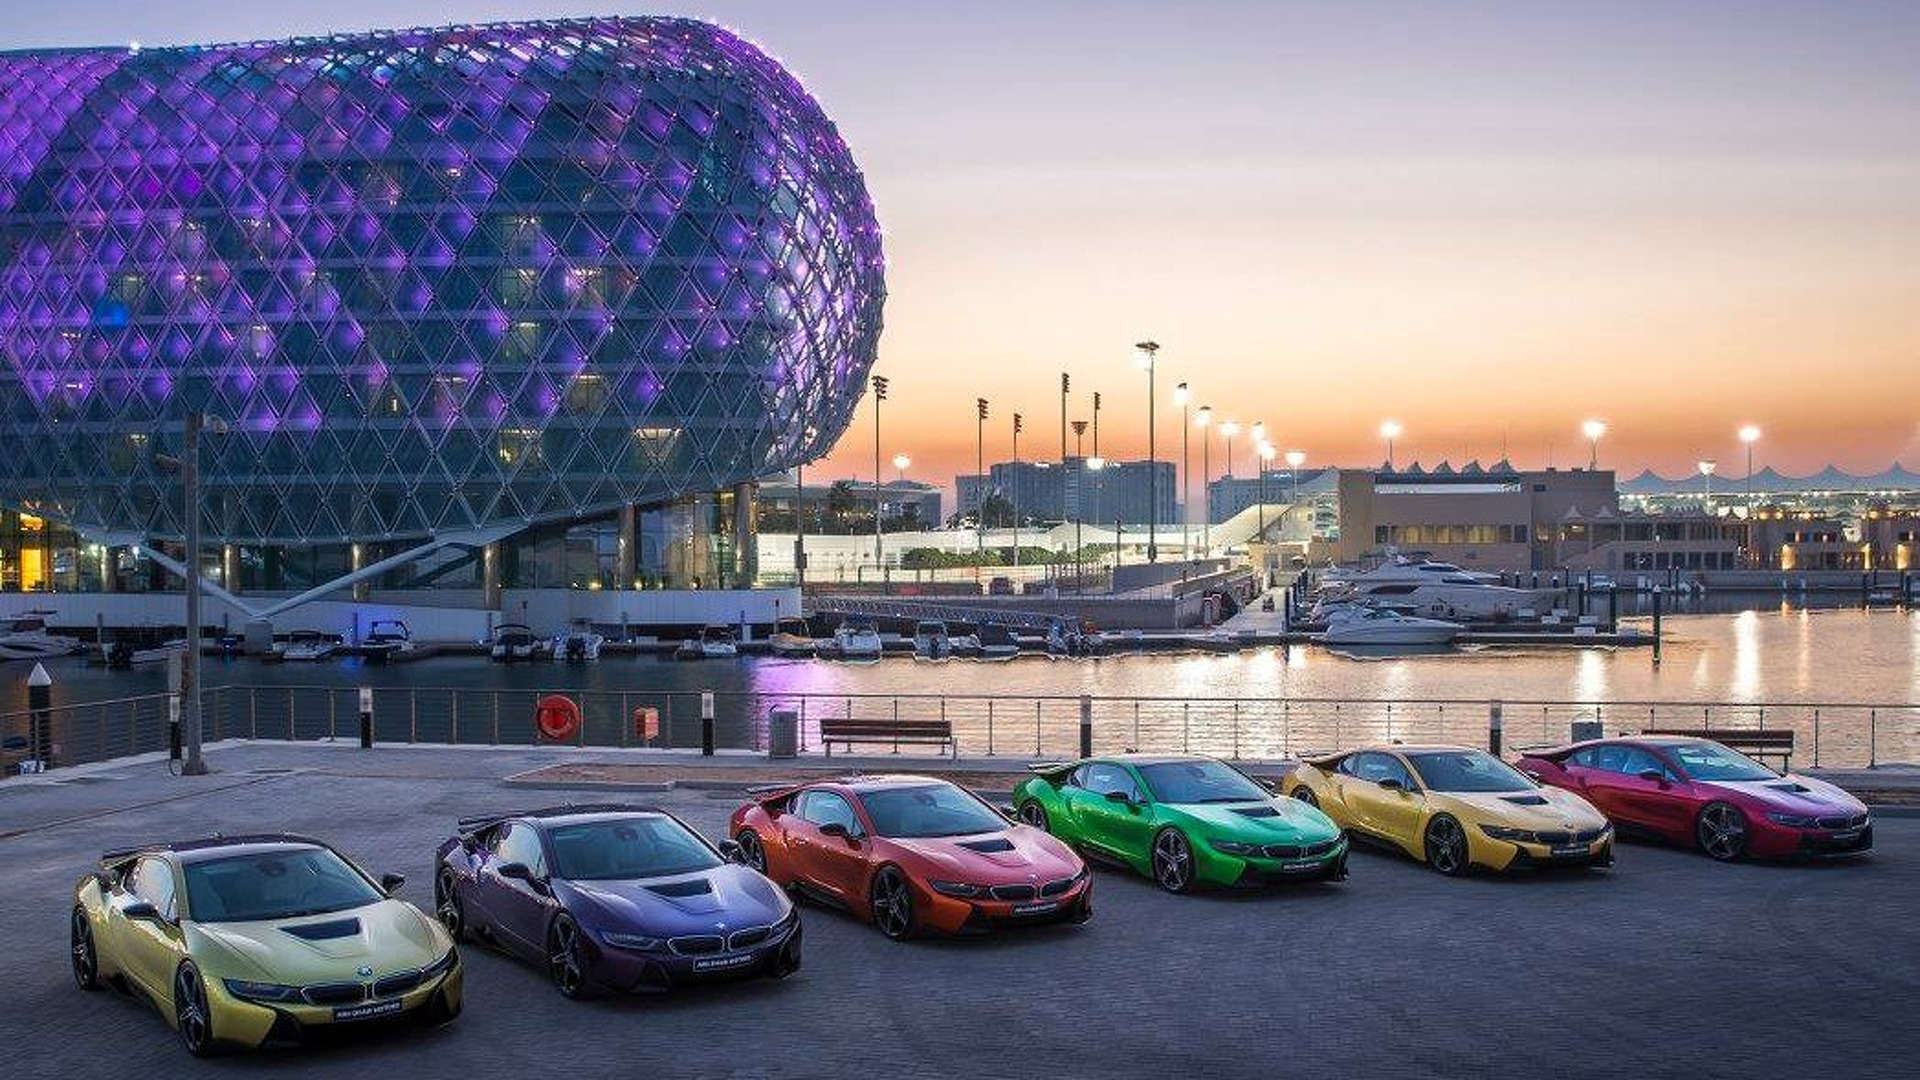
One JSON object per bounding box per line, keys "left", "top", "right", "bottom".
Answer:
{"left": 1012, "top": 755, "right": 1348, "bottom": 893}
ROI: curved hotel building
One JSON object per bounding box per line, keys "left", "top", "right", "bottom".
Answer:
{"left": 0, "top": 18, "right": 883, "bottom": 630}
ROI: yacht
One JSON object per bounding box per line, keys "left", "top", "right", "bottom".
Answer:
{"left": 975, "top": 622, "right": 1020, "bottom": 661}
{"left": 556, "top": 627, "right": 605, "bottom": 662}
{"left": 769, "top": 617, "right": 817, "bottom": 657}
{"left": 675, "top": 624, "right": 738, "bottom": 660}
{"left": 0, "top": 614, "right": 86, "bottom": 662}
{"left": 1320, "top": 555, "right": 1503, "bottom": 586}
{"left": 1320, "top": 607, "right": 1462, "bottom": 647}
{"left": 912, "top": 619, "right": 952, "bottom": 660}
{"left": 361, "top": 620, "right": 415, "bottom": 663}
{"left": 102, "top": 638, "right": 185, "bottom": 669}
{"left": 277, "top": 630, "right": 340, "bottom": 662}
{"left": 823, "top": 616, "right": 883, "bottom": 661}
{"left": 488, "top": 623, "right": 549, "bottom": 663}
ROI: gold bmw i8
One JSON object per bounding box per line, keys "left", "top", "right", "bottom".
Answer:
{"left": 1285, "top": 745, "right": 1613, "bottom": 875}
{"left": 70, "top": 834, "right": 461, "bottom": 1055}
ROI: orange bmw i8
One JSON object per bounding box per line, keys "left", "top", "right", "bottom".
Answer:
{"left": 729, "top": 775, "right": 1091, "bottom": 939}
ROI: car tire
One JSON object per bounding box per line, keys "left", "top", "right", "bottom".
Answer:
{"left": 1069, "top": 892, "right": 1093, "bottom": 925}
{"left": 1291, "top": 786, "right": 1319, "bottom": 808}
{"left": 769, "top": 934, "right": 802, "bottom": 979}
{"left": 415, "top": 980, "right": 463, "bottom": 1028}
{"left": 434, "top": 868, "right": 468, "bottom": 943}
{"left": 70, "top": 908, "right": 100, "bottom": 991}
{"left": 1151, "top": 829, "right": 1197, "bottom": 894}
{"left": 1017, "top": 800, "right": 1050, "bottom": 832}
{"left": 869, "top": 866, "right": 916, "bottom": 940}
{"left": 1423, "top": 814, "right": 1470, "bottom": 876}
{"left": 546, "top": 914, "right": 596, "bottom": 999}
{"left": 1696, "top": 802, "right": 1750, "bottom": 861}
{"left": 735, "top": 829, "right": 769, "bottom": 875}
{"left": 174, "top": 962, "right": 219, "bottom": 1057}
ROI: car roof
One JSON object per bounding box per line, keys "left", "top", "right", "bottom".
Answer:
{"left": 457, "top": 803, "right": 666, "bottom": 832}
{"left": 102, "top": 834, "right": 328, "bottom": 865}
{"left": 836, "top": 774, "right": 957, "bottom": 792}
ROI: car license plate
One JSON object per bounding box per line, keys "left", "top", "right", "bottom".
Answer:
{"left": 1012, "top": 901, "right": 1059, "bottom": 916}
{"left": 1830, "top": 828, "right": 1862, "bottom": 842}
{"left": 1551, "top": 844, "right": 1588, "bottom": 858}
{"left": 333, "top": 999, "right": 405, "bottom": 1022}
{"left": 1280, "top": 859, "right": 1322, "bottom": 872}
{"left": 694, "top": 953, "right": 756, "bottom": 972}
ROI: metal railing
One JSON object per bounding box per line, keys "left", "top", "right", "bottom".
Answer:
{"left": 6, "top": 686, "right": 1913, "bottom": 773}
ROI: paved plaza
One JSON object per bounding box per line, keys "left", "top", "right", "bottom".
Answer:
{"left": 3, "top": 744, "right": 1917, "bottom": 1079}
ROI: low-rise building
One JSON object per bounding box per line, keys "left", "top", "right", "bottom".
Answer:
{"left": 1330, "top": 462, "right": 1614, "bottom": 570}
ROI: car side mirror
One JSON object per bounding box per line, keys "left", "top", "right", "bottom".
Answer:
{"left": 819, "top": 822, "right": 854, "bottom": 842}
{"left": 718, "top": 839, "right": 744, "bottom": 863}
{"left": 1378, "top": 777, "right": 1403, "bottom": 792}
{"left": 1103, "top": 789, "right": 1133, "bottom": 804}
{"left": 122, "top": 901, "right": 160, "bottom": 922}
{"left": 496, "top": 861, "right": 534, "bottom": 882}
{"left": 380, "top": 872, "right": 407, "bottom": 895}
{"left": 1636, "top": 769, "right": 1666, "bottom": 784}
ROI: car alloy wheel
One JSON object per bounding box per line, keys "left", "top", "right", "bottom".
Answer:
{"left": 174, "top": 963, "right": 215, "bottom": 1056}
{"left": 1291, "top": 786, "right": 1319, "bottom": 808}
{"left": 1018, "top": 801, "right": 1050, "bottom": 831}
{"left": 736, "top": 829, "right": 768, "bottom": 874}
{"left": 435, "top": 868, "right": 467, "bottom": 941}
{"left": 1151, "top": 829, "right": 1195, "bottom": 894}
{"left": 70, "top": 909, "right": 99, "bottom": 991}
{"left": 1425, "top": 815, "right": 1468, "bottom": 876}
{"left": 547, "top": 915, "right": 591, "bottom": 999}
{"left": 869, "top": 867, "right": 915, "bottom": 940}
{"left": 1697, "top": 802, "right": 1749, "bottom": 861}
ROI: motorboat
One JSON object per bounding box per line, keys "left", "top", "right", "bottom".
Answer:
{"left": 913, "top": 619, "right": 952, "bottom": 660}
{"left": 489, "top": 623, "right": 549, "bottom": 663}
{"left": 821, "top": 616, "right": 883, "bottom": 661}
{"left": 102, "top": 638, "right": 186, "bottom": 669}
{"left": 1044, "top": 618, "right": 1100, "bottom": 658}
{"left": 975, "top": 622, "right": 1020, "bottom": 661}
{"left": 1320, "top": 555, "right": 1501, "bottom": 587}
{"left": 1317, "top": 574, "right": 1560, "bottom": 621}
{"left": 361, "top": 620, "right": 415, "bottom": 663}
{"left": 769, "top": 617, "right": 817, "bottom": 657}
{"left": 556, "top": 627, "right": 605, "bottom": 662}
{"left": 947, "top": 629, "right": 982, "bottom": 656}
{"left": 0, "top": 614, "right": 86, "bottom": 661}
{"left": 676, "top": 624, "right": 739, "bottom": 660}
{"left": 1319, "top": 607, "right": 1462, "bottom": 647}
{"left": 276, "top": 630, "right": 340, "bottom": 662}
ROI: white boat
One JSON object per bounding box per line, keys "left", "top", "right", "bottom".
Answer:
{"left": 277, "top": 630, "right": 340, "bottom": 662}
{"left": 361, "top": 620, "right": 414, "bottom": 663}
{"left": 0, "top": 614, "right": 86, "bottom": 662}
{"left": 913, "top": 619, "right": 952, "bottom": 660}
{"left": 1320, "top": 607, "right": 1462, "bottom": 647}
{"left": 823, "top": 617, "right": 883, "bottom": 661}
{"left": 947, "top": 631, "right": 982, "bottom": 656}
{"left": 769, "top": 617, "right": 817, "bottom": 657}
{"left": 1320, "top": 578, "right": 1559, "bottom": 621}
{"left": 556, "top": 627, "right": 605, "bottom": 662}
{"left": 488, "top": 623, "right": 549, "bottom": 663}
{"left": 676, "top": 624, "right": 738, "bottom": 660}
{"left": 1044, "top": 618, "right": 1100, "bottom": 657}
{"left": 102, "top": 638, "right": 186, "bottom": 668}
{"left": 1320, "top": 556, "right": 1502, "bottom": 587}
{"left": 975, "top": 622, "right": 1020, "bottom": 661}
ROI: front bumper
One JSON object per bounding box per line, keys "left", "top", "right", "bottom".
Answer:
{"left": 1750, "top": 820, "right": 1874, "bottom": 859}
{"left": 210, "top": 959, "right": 463, "bottom": 1049}
{"left": 587, "top": 919, "right": 802, "bottom": 994}
{"left": 1220, "top": 836, "right": 1351, "bottom": 887}
{"left": 1480, "top": 831, "right": 1614, "bottom": 872}
{"left": 919, "top": 878, "right": 1093, "bottom": 936}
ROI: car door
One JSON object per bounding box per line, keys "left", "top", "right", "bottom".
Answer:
{"left": 115, "top": 856, "right": 186, "bottom": 1004}
{"left": 1071, "top": 762, "right": 1153, "bottom": 855}
{"left": 792, "top": 791, "right": 871, "bottom": 904}
{"left": 1339, "top": 752, "right": 1422, "bottom": 843}
{"left": 1606, "top": 746, "right": 1693, "bottom": 833}
{"left": 1564, "top": 745, "right": 1637, "bottom": 822}
{"left": 476, "top": 822, "right": 554, "bottom": 959}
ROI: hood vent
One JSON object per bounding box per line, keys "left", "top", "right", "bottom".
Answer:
{"left": 955, "top": 837, "right": 1015, "bottom": 854}
{"left": 281, "top": 918, "right": 361, "bottom": 941}
{"left": 1765, "top": 783, "right": 1811, "bottom": 794}
{"left": 1500, "top": 795, "right": 1549, "bottom": 807}
{"left": 1231, "top": 806, "right": 1280, "bottom": 818}
{"left": 645, "top": 878, "right": 714, "bottom": 899}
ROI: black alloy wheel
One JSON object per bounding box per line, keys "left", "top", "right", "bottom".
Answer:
{"left": 174, "top": 963, "right": 216, "bottom": 1056}
{"left": 736, "top": 829, "right": 768, "bottom": 874}
{"left": 1424, "top": 815, "right": 1469, "bottom": 876}
{"left": 869, "top": 867, "right": 915, "bottom": 940}
{"left": 1018, "top": 801, "right": 1050, "bottom": 831}
{"left": 1291, "top": 786, "right": 1319, "bottom": 808}
{"left": 70, "top": 909, "right": 99, "bottom": 991}
{"left": 435, "top": 868, "right": 467, "bottom": 942}
{"left": 547, "top": 914, "right": 593, "bottom": 999}
{"left": 1696, "top": 802, "right": 1750, "bottom": 861}
{"left": 1151, "top": 829, "right": 1196, "bottom": 894}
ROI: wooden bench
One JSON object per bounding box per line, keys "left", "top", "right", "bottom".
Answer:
{"left": 1642, "top": 728, "right": 1796, "bottom": 770}
{"left": 820, "top": 718, "right": 956, "bottom": 758}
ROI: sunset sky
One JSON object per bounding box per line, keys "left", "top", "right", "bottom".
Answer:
{"left": 8, "top": 1, "right": 1918, "bottom": 489}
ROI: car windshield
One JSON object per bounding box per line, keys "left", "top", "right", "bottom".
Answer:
{"left": 183, "top": 847, "right": 384, "bottom": 922}
{"left": 547, "top": 816, "right": 722, "bottom": 881}
{"left": 1405, "top": 751, "right": 1535, "bottom": 793}
{"left": 1137, "top": 760, "right": 1269, "bottom": 804}
{"left": 1669, "top": 742, "right": 1775, "bottom": 781}
{"left": 858, "top": 783, "right": 1007, "bottom": 838}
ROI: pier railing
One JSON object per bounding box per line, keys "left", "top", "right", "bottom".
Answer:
{"left": 5, "top": 686, "right": 1913, "bottom": 773}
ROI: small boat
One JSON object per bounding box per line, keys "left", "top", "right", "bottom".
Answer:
{"left": 676, "top": 624, "right": 739, "bottom": 660}
{"left": 769, "top": 617, "right": 817, "bottom": 657}
{"left": 948, "top": 629, "right": 982, "bottom": 656}
{"left": 277, "top": 630, "right": 340, "bottom": 662}
{"left": 976, "top": 622, "right": 1020, "bottom": 661}
{"left": 556, "top": 627, "right": 605, "bottom": 662}
{"left": 102, "top": 638, "right": 186, "bottom": 669}
{"left": 1044, "top": 618, "right": 1100, "bottom": 658}
{"left": 361, "top": 620, "right": 414, "bottom": 663}
{"left": 489, "top": 623, "right": 549, "bottom": 663}
{"left": 0, "top": 613, "right": 86, "bottom": 662}
{"left": 822, "top": 616, "right": 883, "bottom": 661}
{"left": 912, "top": 619, "right": 952, "bottom": 660}
{"left": 1320, "top": 607, "right": 1461, "bottom": 647}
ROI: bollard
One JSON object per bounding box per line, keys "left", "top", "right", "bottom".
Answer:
{"left": 28, "top": 662, "right": 52, "bottom": 770}
{"left": 701, "top": 690, "right": 716, "bottom": 756}
{"left": 1650, "top": 586, "right": 1663, "bottom": 665}
{"left": 169, "top": 693, "right": 182, "bottom": 761}
{"left": 1079, "top": 695, "right": 1093, "bottom": 758}
{"left": 1488, "top": 700, "right": 1503, "bottom": 756}
{"left": 358, "top": 686, "right": 374, "bottom": 749}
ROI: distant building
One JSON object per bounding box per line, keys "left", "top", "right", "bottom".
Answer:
{"left": 1545, "top": 509, "right": 1746, "bottom": 573}
{"left": 1330, "top": 462, "right": 1616, "bottom": 571}
{"left": 1860, "top": 505, "right": 1920, "bottom": 570}
{"left": 956, "top": 457, "right": 1175, "bottom": 526}
{"left": 1206, "top": 467, "right": 1337, "bottom": 523}
{"left": 758, "top": 476, "right": 942, "bottom": 529}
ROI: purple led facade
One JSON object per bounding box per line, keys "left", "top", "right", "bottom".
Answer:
{"left": 0, "top": 17, "right": 884, "bottom": 543}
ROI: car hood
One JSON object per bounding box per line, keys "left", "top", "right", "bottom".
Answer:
{"left": 561, "top": 864, "right": 791, "bottom": 935}
{"left": 189, "top": 899, "right": 445, "bottom": 983}
{"left": 884, "top": 827, "right": 1082, "bottom": 883}
{"left": 1699, "top": 775, "right": 1867, "bottom": 815}
{"left": 1168, "top": 799, "right": 1341, "bottom": 843}
{"left": 1440, "top": 787, "right": 1609, "bottom": 830}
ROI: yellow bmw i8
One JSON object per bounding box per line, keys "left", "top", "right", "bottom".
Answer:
{"left": 1285, "top": 745, "right": 1613, "bottom": 875}
{"left": 70, "top": 834, "right": 461, "bottom": 1055}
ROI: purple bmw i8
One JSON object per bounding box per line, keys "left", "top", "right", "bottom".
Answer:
{"left": 433, "top": 804, "right": 801, "bottom": 998}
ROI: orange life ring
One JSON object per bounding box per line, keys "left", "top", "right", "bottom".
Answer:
{"left": 535, "top": 694, "right": 582, "bottom": 741}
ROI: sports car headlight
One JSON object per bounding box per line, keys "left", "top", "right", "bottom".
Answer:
{"left": 1479, "top": 825, "right": 1539, "bottom": 843}
{"left": 929, "top": 880, "right": 987, "bottom": 898}
{"left": 600, "top": 931, "right": 665, "bottom": 951}
{"left": 222, "top": 978, "right": 303, "bottom": 1003}
{"left": 1766, "top": 812, "right": 1817, "bottom": 827}
{"left": 1208, "top": 840, "right": 1263, "bottom": 856}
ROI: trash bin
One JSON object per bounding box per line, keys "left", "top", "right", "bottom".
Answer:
{"left": 1570, "top": 719, "right": 1603, "bottom": 743}
{"left": 768, "top": 707, "right": 799, "bottom": 759}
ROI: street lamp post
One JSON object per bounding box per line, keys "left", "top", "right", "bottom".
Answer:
{"left": 1220, "top": 420, "right": 1239, "bottom": 479}
{"left": 1135, "top": 340, "right": 1161, "bottom": 562}
{"left": 177, "top": 410, "right": 226, "bottom": 776}
{"left": 1174, "top": 381, "right": 1190, "bottom": 561}
{"left": 1091, "top": 391, "right": 1102, "bottom": 459}
{"left": 975, "top": 398, "right": 988, "bottom": 573}
{"left": 1011, "top": 412, "right": 1024, "bottom": 567}
{"left": 1257, "top": 442, "right": 1276, "bottom": 581}
{"left": 1380, "top": 420, "right": 1403, "bottom": 470}
{"left": 1059, "top": 372, "right": 1070, "bottom": 463}
{"left": 871, "top": 375, "right": 888, "bottom": 581}
{"left": 1698, "top": 458, "right": 1717, "bottom": 511}
{"left": 1285, "top": 449, "right": 1306, "bottom": 507}
{"left": 1582, "top": 419, "right": 1607, "bottom": 470}
{"left": 1195, "top": 406, "right": 1212, "bottom": 555}
{"left": 1739, "top": 425, "right": 1761, "bottom": 511}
